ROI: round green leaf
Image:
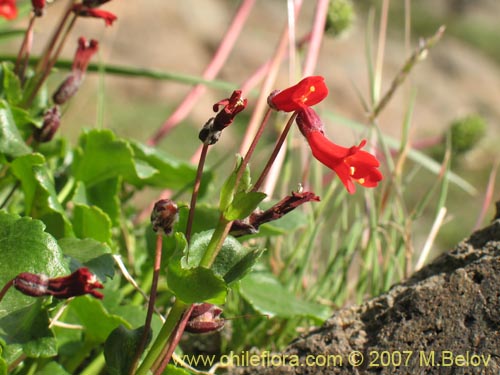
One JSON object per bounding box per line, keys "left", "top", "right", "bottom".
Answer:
{"left": 166, "top": 233, "right": 227, "bottom": 304}
{"left": 0, "top": 99, "right": 31, "bottom": 158}
{"left": 187, "top": 230, "right": 260, "bottom": 284}
{"left": 0, "top": 212, "right": 68, "bottom": 356}
{"left": 72, "top": 203, "right": 112, "bottom": 243}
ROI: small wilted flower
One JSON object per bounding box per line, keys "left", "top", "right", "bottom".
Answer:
{"left": 199, "top": 90, "right": 247, "bottom": 145}
{"left": 268, "top": 76, "right": 328, "bottom": 112}
{"left": 31, "top": 0, "right": 45, "bottom": 16}
{"left": 53, "top": 37, "right": 98, "bottom": 105}
{"left": 0, "top": 0, "right": 17, "bottom": 20}
{"left": 230, "top": 191, "right": 320, "bottom": 236}
{"left": 151, "top": 199, "right": 179, "bottom": 235}
{"left": 13, "top": 268, "right": 104, "bottom": 299}
{"left": 34, "top": 106, "right": 61, "bottom": 142}
{"left": 185, "top": 303, "right": 224, "bottom": 334}
{"left": 72, "top": 3, "right": 117, "bottom": 26}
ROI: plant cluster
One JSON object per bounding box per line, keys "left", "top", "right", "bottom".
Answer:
{"left": 0, "top": 0, "right": 480, "bottom": 374}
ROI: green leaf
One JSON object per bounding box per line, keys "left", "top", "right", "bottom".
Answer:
{"left": 0, "top": 356, "right": 6, "bottom": 375}
{"left": 72, "top": 129, "right": 137, "bottom": 187}
{"left": 219, "top": 155, "right": 244, "bottom": 212}
{"left": 36, "top": 362, "right": 71, "bottom": 375}
{"left": 223, "top": 191, "right": 266, "bottom": 221}
{"left": 73, "top": 179, "right": 121, "bottom": 226}
{"left": 186, "top": 230, "right": 262, "bottom": 284}
{"left": 239, "top": 272, "right": 331, "bottom": 322}
{"left": 161, "top": 365, "right": 191, "bottom": 375}
{"left": 11, "top": 153, "right": 73, "bottom": 238}
{"left": 166, "top": 233, "right": 227, "bottom": 304}
{"left": 104, "top": 325, "right": 151, "bottom": 375}
{"left": 0, "top": 212, "right": 68, "bottom": 356}
{"left": 0, "top": 99, "right": 31, "bottom": 158}
{"left": 222, "top": 247, "right": 264, "bottom": 285}
{"left": 65, "top": 296, "right": 130, "bottom": 343}
{"left": 72, "top": 203, "right": 112, "bottom": 243}
{"left": 1, "top": 62, "right": 21, "bottom": 105}
{"left": 58, "top": 237, "right": 114, "bottom": 281}
{"left": 130, "top": 141, "right": 199, "bottom": 189}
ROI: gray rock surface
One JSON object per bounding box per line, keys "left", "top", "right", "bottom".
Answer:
{"left": 229, "top": 219, "right": 500, "bottom": 375}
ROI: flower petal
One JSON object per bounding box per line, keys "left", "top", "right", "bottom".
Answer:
{"left": 269, "top": 76, "right": 328, "bottom": 112}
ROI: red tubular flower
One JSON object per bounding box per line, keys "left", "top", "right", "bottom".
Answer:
{"left": 297, "top": 107, "right": 383, "bottom": 194}
{"left": 72, "top": 4, "right": 117, "bottom": 26}
{"left": 13, "top": 267, "right": 104, "bottom": 299}
{"left": 0, "top": 0, "right": 17, "bottom": 20}
{"left": 268, "top": 76, "right": 328, "bottom": 112}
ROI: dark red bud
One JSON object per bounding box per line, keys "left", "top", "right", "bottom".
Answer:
{"left": 185, "top": 303, "right": 224, "bottom": 334}
{"left": 34, "top": 106, "right": 61, "bottom": 142}
{"left": 151, "top": 199, "right": 179, "bottom": 235}
{"left": 13, "top": 272, "right": 49, "bottom": 297}
{"left": 53, "top": 74, "right": 82, "bottom": 105}
{"left": 31, "top": 0, "right": 45, "bottom": 16}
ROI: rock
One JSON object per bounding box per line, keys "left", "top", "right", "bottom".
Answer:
{"left": 229, "top": 220, "right": 500, "bottom": 375}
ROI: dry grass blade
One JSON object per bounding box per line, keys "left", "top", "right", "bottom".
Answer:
{"left": 369, "top": 25, "right": 446, "bottom": 121}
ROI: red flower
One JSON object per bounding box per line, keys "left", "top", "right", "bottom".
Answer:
{"left": 297, "top": 107, "right": 382, "bottom": 194}
{"left": 0, "top": 0, "right": 17, "bottom": 20}
{"left": 72, "top": 4, "right": 117, "bottom": 26}
{"left": 13, "top": 267, "right": 104, "bottom": 300}
{"left": 268, "top": 76, "right": 328, "bottom": 112}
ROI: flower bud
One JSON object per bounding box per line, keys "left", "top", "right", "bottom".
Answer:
{"left": 151, "top": 199, "right": 179, "bottom": 235}
{"left": 185, "top": 303, "right": 224, "bottom": 334}
{"left": 13, "top": 272, "right": 49, "bottom": 297}
{"left": 34, "top": 106, "right": 61, "bottom": 142}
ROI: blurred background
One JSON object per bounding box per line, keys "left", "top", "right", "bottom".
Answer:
{"left": 3, "top": 0, "right": 500, "bottom": 259}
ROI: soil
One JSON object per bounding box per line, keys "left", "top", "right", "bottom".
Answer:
{"left": 228, "top": 214, "right": 500, "bottom": 375}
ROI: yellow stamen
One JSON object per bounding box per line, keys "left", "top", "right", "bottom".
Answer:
{"left": 310, "top": 85, "right": 316, "bottom": 92}
{"left": 358, "top": 178, "right": 365, "bottom": 184}
{"left": 350, "top": 166, "right": 356, "bottom": 176}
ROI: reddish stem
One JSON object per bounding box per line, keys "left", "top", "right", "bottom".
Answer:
{"left": 25, "top": 8, "right": 78, "bottom": 107}
{"left": 128, "top": 234, "right": 164, "bottom": 375}
{"left": 239, "top": 0, "right": 304, "bottom": 155}
{"left": 253, "top": 112, "right": 297, "bottom": 192}
{"left": 0, "top": 279, "right": 14, "bottom": 303}
{"left": 185, "top": 143, "right": 209, "bottom": 244}
{"left": 152, "top": 305, "right": 195, "bottom": 375}
{"left": 14, "top": 15, "right": 36, "bottom": 82}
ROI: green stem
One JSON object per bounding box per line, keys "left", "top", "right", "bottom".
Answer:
{"left": 135, "top": 300, "right": 187, "bottom": 375}
{"left": 199, "top": 216, "right": 232, "bottom": 268}
{"left": 79, "top": 352, "right": 105, "bottom": 375}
